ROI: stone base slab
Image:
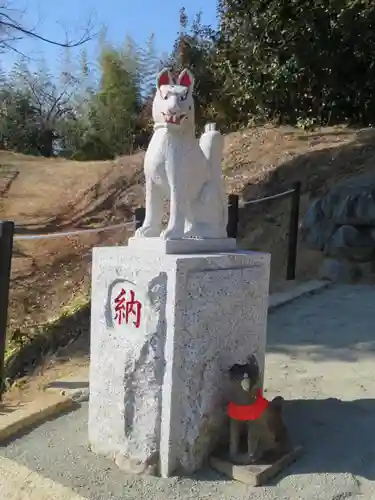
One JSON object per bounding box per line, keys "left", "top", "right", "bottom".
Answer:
{"left": 89, "top": 246, "right": 270, "bottom": 477}
{"left": 127, "top": 236, "right": 237, "bottom": 254}
{"left": 210, "top": 445, "right": 303, "bottom": 486}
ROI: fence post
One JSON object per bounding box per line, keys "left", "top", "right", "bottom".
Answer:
{"left": 0, "top": 221, "right": 14, "bottom": 400}
{"left": 227, "top": 194, "right": 239, "bottom": 239}
{"left": 134, "top": 207, "right": 146, "bottom": 231}
{"left": 286, "top": 182, "right": 301, "bottom": 280}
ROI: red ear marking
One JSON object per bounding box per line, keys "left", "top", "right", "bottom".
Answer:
{"left": 178, "top": 69, "right": 193, "bottom": 88}
{"left": 157, "top": 69, "right": 172, "bottom": 88}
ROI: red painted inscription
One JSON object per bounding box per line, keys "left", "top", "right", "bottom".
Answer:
{"left": 114, "top": 288, "right": 142, "bottom": 328}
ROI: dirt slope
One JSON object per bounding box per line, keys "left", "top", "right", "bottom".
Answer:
{"left": 0, "top": 127, "right": 375, "bottom": 328}
{"left": 0, "top": 150, "right": 144, "bottom": 332}
{"left": 3, "top": 124, "right": 375, "bottom": 401}
{"left": 2, "top": 125, "right": 375, "bottom": 336}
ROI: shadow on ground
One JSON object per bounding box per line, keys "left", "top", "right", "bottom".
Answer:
{"left": 196, "top": 397, "right": 375, "bottom": 484}
{"left": 5, "top": 304, "right": 90, "bottom": 382}
{"left": 266, "top": 285, "right": 375, "bottom": 361}
{"left": 44, "top": 380, "right": 89, "bottom": 390}
{"left": 277, "top": 397, "right": 375, "bottom": 483}
{"left": 0, "top": 402, "right": 25, "bottom": 415}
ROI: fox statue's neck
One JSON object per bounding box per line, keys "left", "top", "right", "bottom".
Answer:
{"left": 153, "top": 122, "right": 196, "bottom": 141}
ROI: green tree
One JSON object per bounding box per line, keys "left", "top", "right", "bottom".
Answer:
{"left": 90, "top": 45, "right": 140, "bottom": 157}
{"left": 56, "top": 35, "right": 161, "bottom": 160}
{"left": 0, "top": 85, "right": 40, "bottom": 154}
{"left": 217, "top": 0, "right": 375, "bottom": 126}
{"left": 0, "top": 30, "right": 162, "bottom": 160}
{"left": 168, "top": 7, "right": 224, "bottom": 130}
{"left": 134, "top": 34, "right": 165, "bottom": 148}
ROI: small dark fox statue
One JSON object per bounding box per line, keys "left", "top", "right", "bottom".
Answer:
{"left": 227, "top": 355, "right": 291, "bottom": 465}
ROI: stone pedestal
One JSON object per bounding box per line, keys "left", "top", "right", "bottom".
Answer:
{"left": 89, "top": 242, "right": 270, "bottom": 477}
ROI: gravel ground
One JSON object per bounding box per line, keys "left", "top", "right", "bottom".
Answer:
{"left": 2, "top": 284, "right": 375, "bottom": 500}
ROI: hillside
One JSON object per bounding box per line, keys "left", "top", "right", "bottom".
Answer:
{"left": 1, "top": 123, "right": 375, "bottom": 396}
{"left": 2, "top": 125, "right": 375, "bottom": 335}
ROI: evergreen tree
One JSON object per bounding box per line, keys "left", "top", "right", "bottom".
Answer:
{"left": 168, "top": 7, "right": 223, "bottom": 130}
{"left": 217, "top": 0, "right": 375, "bottom": 126}
{"left": 88, "top": 44, "right": 140, "bottom": 157}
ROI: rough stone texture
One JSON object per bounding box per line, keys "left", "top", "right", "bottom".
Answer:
{"left": 89, "top": 250, "right": 168, "bottom": 468}
{"left": 319, "top": 173, "right": 375, "bottom": 225}
{"left": 319, "top": 258, "right": 358, "bottom": 283}
{"left": 89, "top": 246, "right": 270, "bottom": 478}
{"left": 319, "top": 257, "right": 375, "bottom": 283}
{"left": 301, "top": 199, "right": 337, "bottom": 251}
{"left": 302, "top": 175, "right": 375, "bottom": 264}
{"left": 323, "top": 225, "right": 375, "bottom": 261}
{"left": 160, "top": 259, "right": 270, "bottom": 476}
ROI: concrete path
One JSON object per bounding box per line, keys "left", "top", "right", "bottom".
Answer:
{"left": 0, "top": 455, "right": 87, "bottom": 500}
{"left": 1, "top": 284, "right": 375, "bottom": 499}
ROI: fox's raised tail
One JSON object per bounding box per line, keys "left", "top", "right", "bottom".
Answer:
{"left": 199, "top": 123, "right": 227, "bottom": 229}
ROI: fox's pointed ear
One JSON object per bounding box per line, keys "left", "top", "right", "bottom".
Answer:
{"left": 247, "top": 355, "right": 260, "bottom": 378}
{"left": 156, "top": 68, "right": 174, "bottom": 88}
{"left": 177, "top": 68, "right": 194, "bottom": 90}
{"left": 247, "top": 354, "right": 259, "bottom": 367}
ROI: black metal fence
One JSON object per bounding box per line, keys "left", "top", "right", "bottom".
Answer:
{"left": 228, "top": 181, "right": 301, "bottom": 281}
{"left": 134, "top": 181, "right": 301, "bottom": 280}
{"left": 0, "top": 221, "right": 14, "bottom": 401}
{"left": 0, "top": 182, "right": 301, "bottom": 398}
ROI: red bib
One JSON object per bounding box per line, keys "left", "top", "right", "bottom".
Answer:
{"left": 228, "top": 389, "right": 269, "bottom": 421}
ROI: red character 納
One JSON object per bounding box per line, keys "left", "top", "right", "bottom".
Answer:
{"left": 114, "top": 288, "right": 142, "bottom": 328}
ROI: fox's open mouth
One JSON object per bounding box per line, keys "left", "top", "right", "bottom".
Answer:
{"left": 162, "top": 113, "right": 185, "bottom": 124}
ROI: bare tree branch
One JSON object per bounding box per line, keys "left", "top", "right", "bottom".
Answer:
{"left": 0, "top": 5, "right": 96, "bottom": 52}
{"left": 0, "top": 19, "right": 93, "bottom": 47}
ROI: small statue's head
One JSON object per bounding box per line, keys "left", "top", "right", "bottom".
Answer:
{"left": 152, "top": 67, "right": 195, "bottom": 131}
{"left": 228, "top": 355, "right": 260, "bottom": 394}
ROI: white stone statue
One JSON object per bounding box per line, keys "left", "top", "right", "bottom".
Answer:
{"left": 134, "top": 67, "right": 228, "bottom": 240}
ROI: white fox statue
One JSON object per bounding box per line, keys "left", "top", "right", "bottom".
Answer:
{"left": 134, "top": 67, "right": 228, "bottom": 240}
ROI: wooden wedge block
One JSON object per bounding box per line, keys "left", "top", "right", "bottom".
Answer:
{"left": 210, "top": 445, "right": 303, "bottom": 486}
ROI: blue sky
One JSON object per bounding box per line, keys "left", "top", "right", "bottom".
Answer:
{"left": 3, "top": 0, "right": 218, "bottom": 74}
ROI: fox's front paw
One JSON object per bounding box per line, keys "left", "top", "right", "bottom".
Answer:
{"left": 160, "top": 226, "right": 184, "bottom": 240}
